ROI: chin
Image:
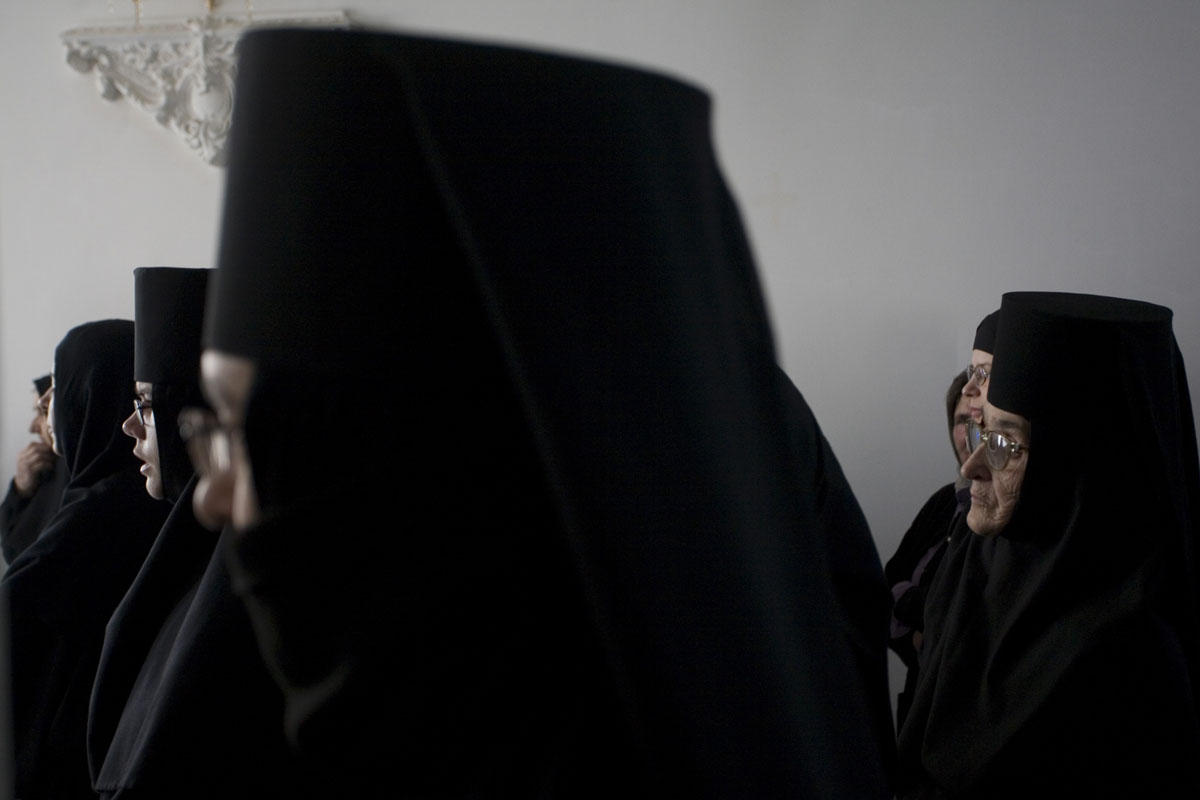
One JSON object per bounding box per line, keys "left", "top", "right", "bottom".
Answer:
{"left": 146, "top": 479, "right": 164, "bottom": 501}
{"left": 967, "top": 508, "right": 1002, "bottom": 537}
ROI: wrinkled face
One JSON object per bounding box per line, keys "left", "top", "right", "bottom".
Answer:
{"left": 962, "top": 401, "right": 1031, "bottom": 536}
{"left": 46, "top": 377, "right": 59, "bottom": 456}
{"left": 962, "top": 348, "right": 992, "bottom": 423}
{"left": 951, "top": 394, "right": 972, "bottom": 467}
{"left": 121, "top": 381, "right": 163, "bottom": 500}
{"left": 193, "top": 351, "right": 260, "bottom": 531}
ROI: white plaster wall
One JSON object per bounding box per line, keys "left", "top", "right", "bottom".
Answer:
{"left": 3, "top": 0, "right": 1200, "bottom": 728}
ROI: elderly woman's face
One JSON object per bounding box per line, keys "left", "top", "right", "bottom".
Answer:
{"left": 962, "top": 401, "right": 1031, "bottom": 536}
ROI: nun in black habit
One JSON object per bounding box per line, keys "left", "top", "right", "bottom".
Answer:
{"left": 897, "top": 292, "right": 1200, "bottom": 797}
{"left": 86, "top": 268, "right": 313, "bottom": 799}
{"left": 886, "top": 312, "right": 998, "bottom": 733}
{"left": 885, "top": 370, "right": 970, "bottom": 733}
{"left": 196, "top": 28, "right": 894, "bottom": 797}
{"left": 2, "top": 320, "right": 170, "bottom": 799}
{"left": 0, "top": 375, "right": 68, "bottom": 565}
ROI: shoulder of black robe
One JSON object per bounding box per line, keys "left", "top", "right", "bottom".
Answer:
{"left": 898, "top": 293, "right": 1200, "bottom": 797}
{"left": 884, "top": 482, "right": 958, "bottom": 588}
{"left": 1, "top": 320, "right": 170, "bottom": 799}
{"left": 87, "top": 476, "right": 214, "bottom": 785}
{"left": 0, "top": 457, "right": 68, "bottom": 565}
{"left": 88, "top": 478, "right": 314, "bottom": 799}
{"left": 211, "top": 27, "right": 892, "bottom": 798}
{"left": 773, "top": 365, "right": 897, "bottom": 784}
{"left": 886, "top": 480, "right": 959, "bottom": 705}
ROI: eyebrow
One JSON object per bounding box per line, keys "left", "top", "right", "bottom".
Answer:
{"left": 984, "top": 417, "right": 1026, "bottom": 438}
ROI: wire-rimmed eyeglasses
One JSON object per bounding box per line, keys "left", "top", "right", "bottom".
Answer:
{"left": 133, "top": 400, "right": 153, "bottom": 426}
{"left": 964, "top": 419, "right": 1028, "bottom": 471}
{"left": 965, "top": 363, "right": 990, "bottom": 388}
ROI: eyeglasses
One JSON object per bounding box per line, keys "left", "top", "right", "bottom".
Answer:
{"left": 134, "top": 400, "right": 153, "bottom": 426}
{"left": 178, "top": 407, "right": 234, "bottom": 477}
{"left": 965, "top": 363, "right": 990, "bottom": 388}
{"left": 964, "top": 420, "right": 1028, "bottom": 471}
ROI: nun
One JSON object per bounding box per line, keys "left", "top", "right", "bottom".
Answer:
{"left": 191, "top": 27, "right": 894, "bottom": 797}
{"left": 898, "top": 292, "right": 1200, "bottom": 797}
{"left": 885, "top": 369, "right": 971, "bottom": 733}
{"left": 2, "top": 320, "right": 169, "bottom": 799}
{"left": 87, "top": 267, "right": 314, "bottom": 798}
{"left": 0, "top": 374, "right": 67, "bottom": 564}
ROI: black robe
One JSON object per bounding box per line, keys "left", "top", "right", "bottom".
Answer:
{"left": 2, "top": 320, "right": 169, "bottom": 799}
{"left": 208, "top": 27, "right": 895, "bottom": 798}
{"left": 87, "top": 477, "right": 314, "bottom": 799}
{"left": 0, "top": 457, "right": 68, "bottom": 566}
{"left": 885, "top": 480, "right": 964, "bottom": 731}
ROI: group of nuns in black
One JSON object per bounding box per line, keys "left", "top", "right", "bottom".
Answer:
{"left": 2, "top": 25, "right": 1198, "bottom": 800}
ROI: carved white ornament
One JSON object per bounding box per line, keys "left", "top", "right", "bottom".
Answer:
{"left": 62, "top": 11, "right": 350, "bottom": 167}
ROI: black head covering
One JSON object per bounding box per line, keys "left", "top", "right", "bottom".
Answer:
{"left": 33, "top": 374, "right": 51, "bottom": 396}
{"left": 899, "top": 292, "right": 1200, "bottom": 796}
{"left": 944, "top": 370, "right": 968, "bottom": 462}
{"left": 134, "top": 267, "right": 210, "bottom": 501}
{"left": 134, "top": 267, "right": 209, "bottom": 385}
{"left": 972, "top": 308, "right": 1000, "bottom": 354}
{"left": 53, "top": 320, "right": 138, "bottom": 490}
{"left": 207, "top": 27, "right": 893, "bottom": 798}
{"left": 4, "top": 320, "right": 170, "bottom": 797}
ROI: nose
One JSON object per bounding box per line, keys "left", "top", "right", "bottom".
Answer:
{"left": 961, "top": 443, "right": 991, "bottom": 482}
{"left": 962, "top": 376, "right": 980, "bottom": 398}
{"left": 193, "top": 471, "right": 234, "bottom": 531}
{"left": 121, "top": 407, "right": 144, "bottom": 440}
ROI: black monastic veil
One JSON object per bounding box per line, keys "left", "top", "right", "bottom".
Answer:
{"left": 205, "top": 28, "right": 895, "bottom": 797}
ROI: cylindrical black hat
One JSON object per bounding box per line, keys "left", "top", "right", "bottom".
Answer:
{"left": 204, "top": 29, "right": 716, "bottom": 375}
{"left": 972, "top": 309, "right": 1000, "bottom": 354}
{"left": 201, "top": 28, "right": 894, "bottom": 796}
{"left": 988, "top": 291, "right": 1173, "bottom": 425}
{"left": 134, "top": 267, "right": 210, "bottom": 385}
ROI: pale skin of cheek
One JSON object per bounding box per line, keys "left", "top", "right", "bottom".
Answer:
{"left": 967, "top": 477, "right": 1022, "bottom": 535}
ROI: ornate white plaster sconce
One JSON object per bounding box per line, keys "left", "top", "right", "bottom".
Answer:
{"left": 62, "top": 3, "right": 350, "bottom": 167}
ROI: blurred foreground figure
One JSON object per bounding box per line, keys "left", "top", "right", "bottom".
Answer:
{"left": 3, "top": 321, "right": 168, "bottom": 799}
{"left": 899, "top": 292, "right": 1200, "bottom": 797}
{"left": 196, "top": 28, "right": 893, "bottom": 797}
{"left": 0, "top": 376, "right": 67, "bottom": 565}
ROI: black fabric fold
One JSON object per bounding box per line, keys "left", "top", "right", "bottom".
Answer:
{"left": 89, "top": 478, "right": 313, "bottom": 798}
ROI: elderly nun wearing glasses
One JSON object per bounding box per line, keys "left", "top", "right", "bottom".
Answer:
{"left": 898, "top": 291, "right": 1200, "bottom": 798}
